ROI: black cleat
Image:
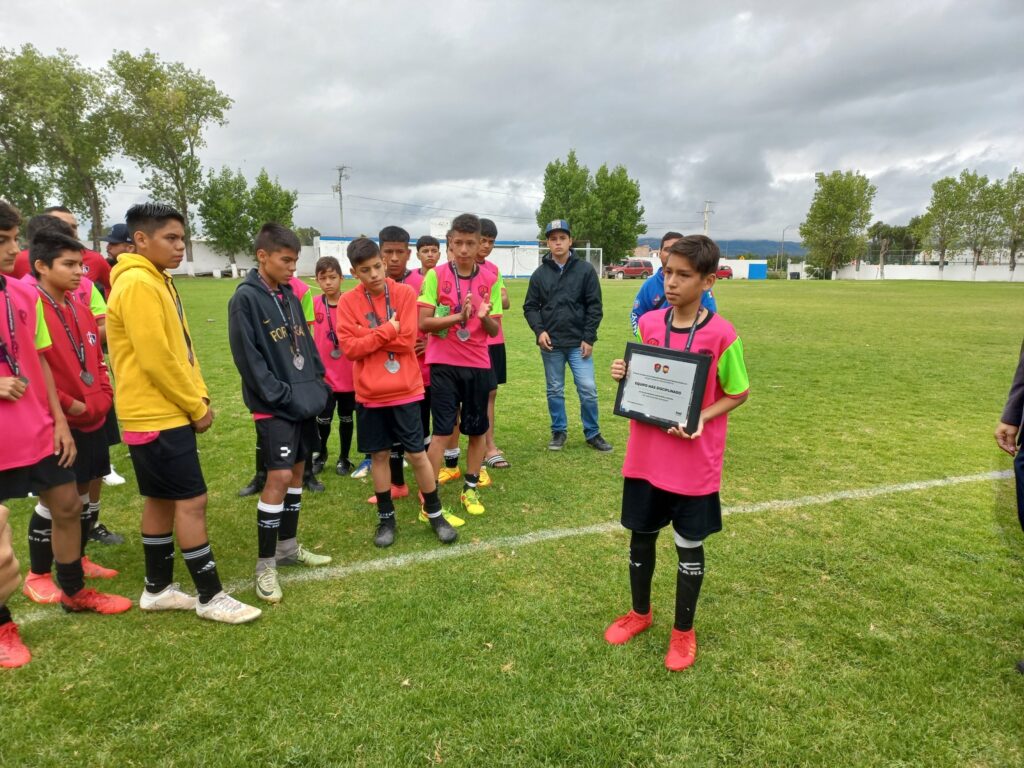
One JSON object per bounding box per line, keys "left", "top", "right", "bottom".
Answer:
{"left": 335, "top": 458, "right": 353, "bottom": 476}
{"left": 237, "top": 472, "right": 266, "bottom": 498}
{"left": 548, "top": 431, "right": 568, "bottom": 451}
{"left": 374, "top": 519, "right": 396, "bottom": 548}
{"left": 586, "top": 433, "right": 613, "bottom": 452}
{"left": 88, "top": 523, "right": 125, "bottom": 546}
{"left": 429, "top": 515, "right": 458, "bottom": 544}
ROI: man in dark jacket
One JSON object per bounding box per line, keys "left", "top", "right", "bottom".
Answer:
{"left": 228, "top": 224, "right": 332, "bottom": 605}
{"left": 523, "top": 220, "right": 612, "bottom": 452}
{"left": 995, "top": 338, "right": 1024, "bottom": 675}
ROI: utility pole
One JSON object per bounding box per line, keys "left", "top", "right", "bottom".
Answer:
{"left": 333, "top": 165, "right": 350, "bottom": 235}
{"left": 700, "top": 201, "right": 716, "bottom": 235}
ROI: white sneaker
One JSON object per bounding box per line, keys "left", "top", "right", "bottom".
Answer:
{"left": 139, "top": 583, "right": 197, "bottom": 611}
{"left": 195, "top": 591, "right": 262, "bottom": 624}
{"left": 103, "top": 465, "right": 126, "bottom": 486}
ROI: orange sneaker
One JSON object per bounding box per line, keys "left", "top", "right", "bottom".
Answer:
{"left": 61, "top": 588, "right": 132, "bottom": 615}
{"left": 0, "top": 622, "right": 31, "bottom": 668}
{"left": 604, "top": 609, "right": 652, "bottom": 645}
{"left": 366, "top": 485, "right": 411, "bottom": 504}
{"left": 81, "top": 556, "right": 118, "bottom": 579}
{"left": 22, "top": 572, "right": 63, "bottom": 604}
{"left": 437, "top": 466, "right": 461, "bottom": 485}
{"left": 664, "top": 628, "right": 697, "bottom": 671}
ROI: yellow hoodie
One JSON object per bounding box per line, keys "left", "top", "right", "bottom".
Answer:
{"left": 106, "top": 253, "right": 209, "bottom": 431}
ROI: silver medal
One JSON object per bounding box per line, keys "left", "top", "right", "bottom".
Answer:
{"left": 293, "top": 354, "right": 305, "bottom": 370}
{"left": 80, "top": 371, "right": 94, "bottom": 386}
{"left": 330, "top": 349, "right": 342, "bottom": 360}
{"left": 18, "top": 375, "right": 29, "bottom": 386}
{"left": 384, "top": 358, "right": 400, "bottom": 374}
{"left": 456, "top": 328, "right": 471, "bottom": 342}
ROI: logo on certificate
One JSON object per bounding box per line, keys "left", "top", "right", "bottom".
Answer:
{"left": 654, "top": 363, "right": 662, "bottom": 373}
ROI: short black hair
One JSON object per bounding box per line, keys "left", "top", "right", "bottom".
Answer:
{"left": 315, "top": 255, "right": 343, "bottom": 276}
{"left": 416, "top": 235, "right": 440, "bottom": 251}
{"left": 0, "top": 200, "right": 22, "bottom": 231}
{"left": 450, "top": 213, "right": 481, "bottom": 235}
{"left": 660, "top": 231, "right": 684, "bottom": 249}
{"left": 480, "top": 218, "right": 498, "bottom": 238}
{"left": 30, "top": 230, "right": 83, "bottom": 278}
{"left": 27, "top": 214, "right": 74, "bottom": 241}
{"left": 378, "top": 226, "right": 410, "bottom": 245}
{"left": 125, "top": 203, "right": 185, "bottom": 241}
{"left": 255, "top": 223, "right": 301, "bottom": 255}
{"left": 346, "top": 237, "right": 380, "bottom": 266}
{"left": 42, "top": 205, "right": 73, "bottom": 216}
{"left": 666, "top": 235, "right": 720, "bottom": 277}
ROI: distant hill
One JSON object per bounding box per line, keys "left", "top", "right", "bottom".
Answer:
{"left": 637, "top": 237, "right": 806, "bottom": 258}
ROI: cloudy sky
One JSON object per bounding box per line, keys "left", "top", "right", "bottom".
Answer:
{"left": 6, "top": 0, "right": 1024, "bottom": 242}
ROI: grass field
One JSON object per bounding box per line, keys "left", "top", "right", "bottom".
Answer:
{"left": 2, "top": 277, "right": 1024, "bottom": 767}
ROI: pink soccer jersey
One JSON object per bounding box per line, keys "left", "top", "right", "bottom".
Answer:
{"left": 313, "top": 293, "right": 353, "bottom": 392}
{"left": 478, "top": 260, "right": 505, "bottom": 346}
{"left": 398, "top": 269, "right": 430, "bottom": 386}
{"left": 0, "top": 276, "right": 55, "bottom": 471}
{"left": 621, "top": 309, "right": 749, "bottom": 496}
{"left": 418, "top": 262, "right": 501, "bottom": 370}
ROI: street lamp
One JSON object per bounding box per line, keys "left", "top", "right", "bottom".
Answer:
{"left": 780, "top": 224, "right": 799, "bottom": 273}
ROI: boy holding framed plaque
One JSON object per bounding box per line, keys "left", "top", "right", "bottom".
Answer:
{"left": 607, "top": 235, "right": 749, "bottom": 671}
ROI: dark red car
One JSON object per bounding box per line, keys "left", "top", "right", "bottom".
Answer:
{"left": 716, "top": 265, "right": 733, "bottom": 279}
{"left": 604, "top": 259, "right": 654, "bottom": 280}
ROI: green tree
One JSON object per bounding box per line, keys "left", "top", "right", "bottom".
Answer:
{"left": 916, "top": 176, "right": 964, "bottom": 277}
{"left": 1, "top": 46, "right": 122, "bottom": 248}
{"left": 198, "top": 166, "right": 251, "bottom": 264}
{"left": 535, "top": 150, "right": 594, "bottom": 242}
{"left": 996, "top": 168, "right": 1024, "bottom": 276}
{"left": 248, "top": 169, "right": 297, "bottom": 229}
{"left": 799, "top": 170, "right": 876, "bottom": 279}
{"left": 106, "top": 50, "right": 232, "bottom": 273}
{"left": 956, "top": 170, "right": 1002, "bottom": 280}
{"left": 586, "top": 163, "right": 646, "bottom": 263}
{"left": 0, "top": 48, "right": 54, "bottom": 215}
{"left": 295, "top": 226, "right": 321, "bottom": 246}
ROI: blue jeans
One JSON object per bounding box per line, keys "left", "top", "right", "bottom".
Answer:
{"left": 1015, "top": 448, "right": 1024, "bottom": 534}
{"left": 541, "top": 347, "right": 601, "bottom": 439}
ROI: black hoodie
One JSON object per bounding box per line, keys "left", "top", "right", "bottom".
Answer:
{"left": 522, "top": 252, "right": 604, "bottom": 348}
{"left": 228, "top": 271, "right": 329, "bottom": 421}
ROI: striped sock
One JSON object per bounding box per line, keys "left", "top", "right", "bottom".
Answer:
{"left": 142, "top": 532, "right": 175, "bottom": 594}
{"left": 182, "top": 541, "right": 222, "bottom": 604}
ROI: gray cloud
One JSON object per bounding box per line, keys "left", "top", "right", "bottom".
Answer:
{"left": 6, "top": 0, "right": 1022, "bottom": 242}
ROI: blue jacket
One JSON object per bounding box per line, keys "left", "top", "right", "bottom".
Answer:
{"left": 630, "top": 270, "right": 717, "bottom": 337}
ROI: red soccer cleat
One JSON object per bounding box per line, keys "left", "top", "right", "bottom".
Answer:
{"left": 604, "top": 609, "right": 653, "bottom": 645}
{"left": 61, "top": 588, "right": 132, "bottom": 615}
{"left": 81, "top": 556, "right": 118, "bottom": 579}
{"left": 664, "top": 628, "right": 697, "bottom": 671}
{"left": 22, "top": 572, "right": 63, "bottom": 604}
{"left": 0, "top": 622, "right": 32, "bottom": 668}
{"left": 366, "top": 485, "right": 410, "bottom": 504}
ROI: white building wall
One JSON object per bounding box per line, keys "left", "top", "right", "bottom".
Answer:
{"left": 837, "top": 263, "right": 1021, "bottom": 282}
{"left": 168, "top": 241, "right": 318, "bottom": 277}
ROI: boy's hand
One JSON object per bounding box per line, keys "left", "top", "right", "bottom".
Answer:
{"left": 53, "top": 420, "right": 77, "bottom": 467}
{"left": 537, "top": 331, "right": 553, "bottom": 351}
{"left": 461, "top": 295, "right": 473, "bottom": 324}
{"left": 476, "top": 300, "right": 491, "bottom": 319}
{"left": 580, "top": 341, "right": 593, "bottom": 359}
{"left": 995, "top": 421, "right": 1019, "bottom": 456}
{"left": 414, "top": 337, "right": 426, "bottom": 356}
{"left": 68, "top": 399, "right": 87, "bottom": 416}
{"left": 0, "top": 376, "right": 27, "bottom": 401}
{"left": 192, "top": 406, "right": 214, "bottom": 434}
{"left": 668, "top": 415, "right": 705, "bottom": 440}
{"left": 388, "top": 314, "right": 400, "bottom": 332}
{"left": 610, "top": 359, "right": 628, "bottom": 381}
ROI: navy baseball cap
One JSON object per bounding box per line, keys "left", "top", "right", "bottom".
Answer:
{"left": 544, "top": 219, "right": 571, "bottom": 236}
{"left": 100, "top": 223, "right": 132, "bottom": 244}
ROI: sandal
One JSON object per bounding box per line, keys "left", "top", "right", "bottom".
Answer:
{"left": 484, "top": 453, "right": 511, "bottom": 469}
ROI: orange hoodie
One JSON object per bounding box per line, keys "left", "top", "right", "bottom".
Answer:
{"left": 336, "top": 278, "right": 424, "bottom": 405}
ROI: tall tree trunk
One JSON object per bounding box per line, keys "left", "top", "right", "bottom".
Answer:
{"left": 938, "top": 247, "right": 946, "bottom": 280}
{"left": 86, "top": 177, "right": 103, "bottom": 252}
{"left": 879, "top": 238, "right": 888, "bottom": 280}
{"left": 972, "top": 247, "right": 981, "bottom": 281}
{"left": 1010, "top": 245, "right": 1017, "bottom": 280}
{"left": 181, "top": 198, "right": 196, "bottom": 277}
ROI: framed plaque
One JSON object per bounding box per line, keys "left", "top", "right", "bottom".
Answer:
{"left": 613, "top": 342, "right": 710, "bottom": 434}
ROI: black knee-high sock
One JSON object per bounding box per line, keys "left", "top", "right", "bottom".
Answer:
{"left": 142, "top": 532, "right": 175, "bottom": 594}
{"left": 55, "top": 558, "right": 85, "bottom": 598}
{"left": 316, "top": 413, "right": 332, "bottom": 461}
{"left": 0, "top": 604, "right": 11, "bottom": 626}
{"left": 444, "top": 447, "right": 460, "bottom": 469}
{"left": 257, "top": 501, "right": 282, "bottom": 564}
{"left": 182, "top": 542, "right": 223, "bottom": 604}
{"left": 280, "top": 488, "right": 301, "bottom": 542}
{"left": 376, "top": 488, "right": 395, "bottom": 523}
{"left": 339, "top": 413, "right": 353, "bottom": 462}
{"left": 422, "top": 488, "right": 442, "bottom": 517}
{"left": 629, "top": 531, "right": 659, "bottom": 615}
{"left": 389, "top": 446, "right": 405, "bottom": 487}
{"left": 674, "top": 543, "right": 705, "bottom": 631}
{"left": 27, "top": 504, "right": 54, "bottom": 576}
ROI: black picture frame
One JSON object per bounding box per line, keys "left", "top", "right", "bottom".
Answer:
{"left": 613, "top": 342, "right": 711, "bottom": 434}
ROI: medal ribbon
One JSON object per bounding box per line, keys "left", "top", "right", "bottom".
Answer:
{"left": 321, "top": 295, "right": 339, "bottom": 351}
{"left": 0, "top": 279, "right": 22, "bottom": 378}
{"left": 36, "top": 286, "right": 89, "bottom": 378}
{"left": 364, "top": 282, "right": 397, "bottom": 366}
{"left": 258, "top": 274, "right": 301, "bottom": 357}
{"left": 664, "top": 307, "right": 703, "bottom": 352}
{"left": 164, "top": 276, "right": 195, "bottom": 366}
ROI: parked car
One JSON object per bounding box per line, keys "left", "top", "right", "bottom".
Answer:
{"left": 604, "top": 258, "right": 654, "bottom": 280}
{"left": 716, "top": 264, "right": 733, "bottom": 279}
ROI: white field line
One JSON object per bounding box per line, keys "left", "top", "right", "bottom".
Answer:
{"left": 15, "top": 470, "right": 1012, "bottom": 627}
